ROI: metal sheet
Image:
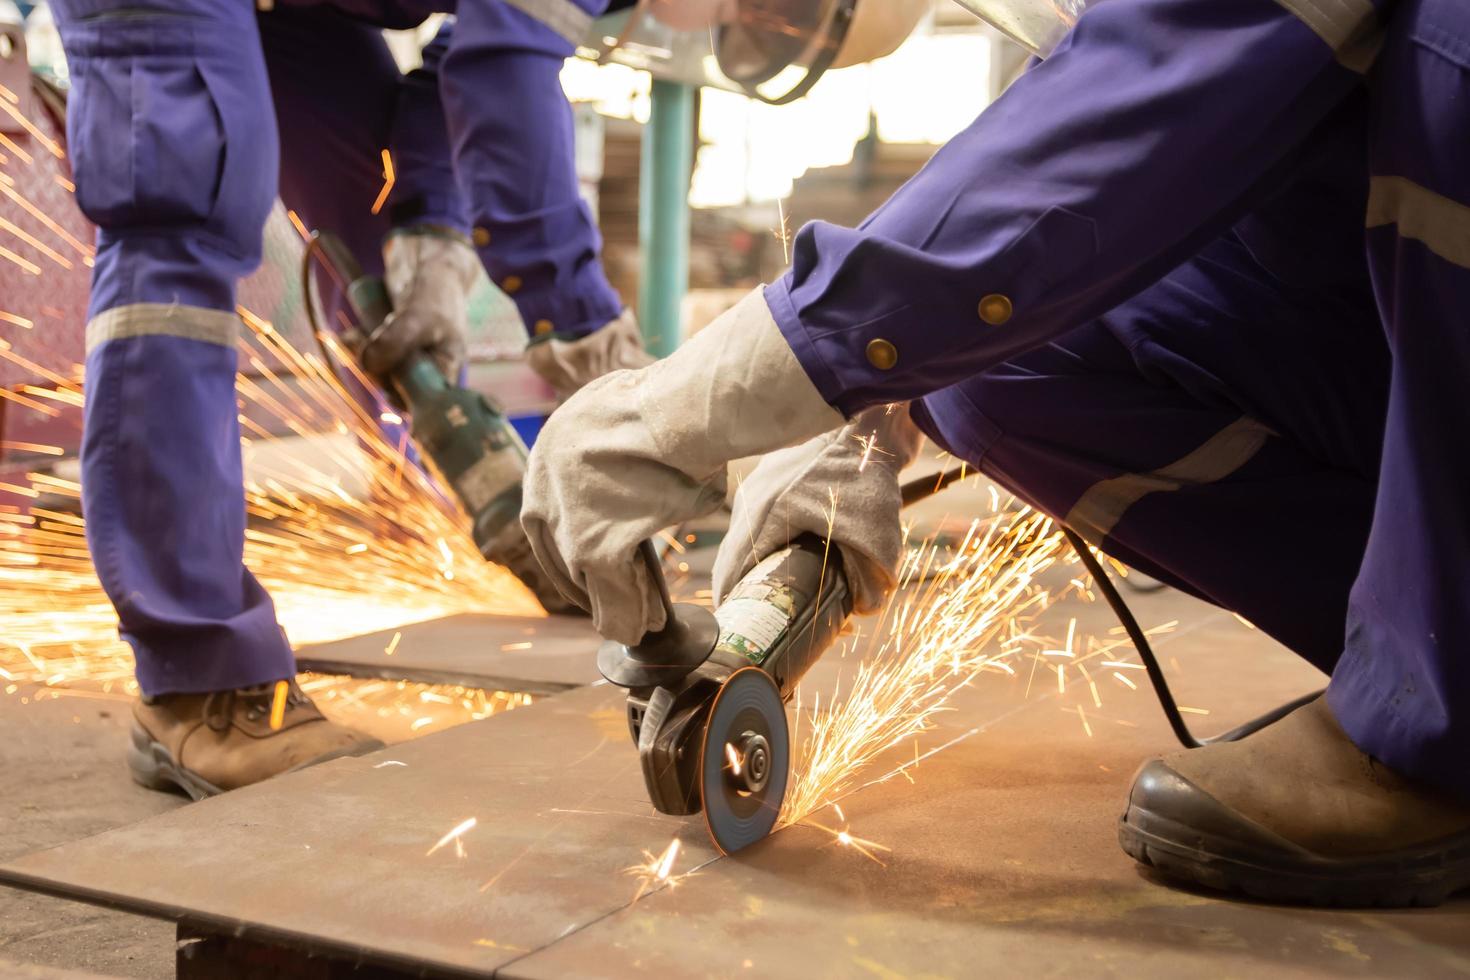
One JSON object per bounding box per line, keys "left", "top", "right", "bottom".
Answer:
{"left": 294, "top": 614, "right": 603, "bottom": 694}
{"left": 0, "top": 960, "right": 116, "bottom": 980}
{"left": 508, "top": 612, "right": 1470, "bottom": 979}
{"left": 0, "top": 684, "right": 719, "bottom": 978}
{"left": 5, "top": 585, "right": 1466, "bottom": 978}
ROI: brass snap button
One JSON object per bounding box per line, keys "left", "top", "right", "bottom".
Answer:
{"left": 978, "top": 294, "right": 1013, "bottom": 326}
{"left": 865, "top": 338, "right": 898, "bottom": 370}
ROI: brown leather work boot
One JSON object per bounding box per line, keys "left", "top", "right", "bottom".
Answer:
{"left": 128, "top": 679, "right": 383, "bottom": 800}
{"left": 1120, "top": 697, "right": 1470, "bottom": 907}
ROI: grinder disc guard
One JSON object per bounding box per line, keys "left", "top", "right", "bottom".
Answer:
{"left": 700, "top": 667, "right": 789, "bottom": 854}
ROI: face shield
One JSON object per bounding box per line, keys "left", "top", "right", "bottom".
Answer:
{"left": 948, "top": 0, "right": 1090, "bottom": 57}
{"left": 710, "top": 0, "right": 929, "bottom": 105}
{"left": 646, "top": 0, "right": 1086, "bottom": 105}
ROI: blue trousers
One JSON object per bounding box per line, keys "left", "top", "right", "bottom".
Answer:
{"left": 912, "top": 0, "right": 1470, "bottom": 797}
{"left": 55, "top": 0, "right": 615, "bottom": 695}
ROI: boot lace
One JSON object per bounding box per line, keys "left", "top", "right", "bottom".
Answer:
{"left": 202, "top": 680, "right": 310, "bottom": 732}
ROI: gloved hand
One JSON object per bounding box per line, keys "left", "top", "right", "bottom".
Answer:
{"left": 360, "top": 226, "right": 480, "bottom": 382}
{"left": 714, "top": 403, "right": 924, "bottom": 614}
{"left": 521, "top": 288, "right": 845, "bottom": 646}
{"left": 524, "top": 309, "right": 654, "bottom": 400}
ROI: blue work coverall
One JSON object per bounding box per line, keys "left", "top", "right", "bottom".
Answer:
{"left": 769, "top": 0, "right": 1468, "bottom": 798}
{"left": 53, "top": 0, "right": 618, "bottom": 696}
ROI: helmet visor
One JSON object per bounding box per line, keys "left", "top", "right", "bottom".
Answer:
{"left": 715, "top": 0, "right": 844, "bottom": 86}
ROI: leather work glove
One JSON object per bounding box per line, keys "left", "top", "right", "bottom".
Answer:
{"left": 521, "top": 288, "right": 845, "bottom": 646}
{"left": 360, "top": 226, "right": 480, "bottom": 382}
{"left": 524, "top": 309, "right": 655, "bottom": 401}
{"left": 714, "top": 403, "right": 924, "bottom": 614}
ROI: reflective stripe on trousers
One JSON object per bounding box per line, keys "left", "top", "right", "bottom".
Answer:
{"left": 1064, "top": 416, "right": 1277, "bottom": 543}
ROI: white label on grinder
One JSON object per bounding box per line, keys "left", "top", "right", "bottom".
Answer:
{"left": 715, "top": 597, "right": 793, "bottom": 658}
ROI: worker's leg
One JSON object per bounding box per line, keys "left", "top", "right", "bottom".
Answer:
{"left": 1115, "top": 4, "right": 1470, "bottom": 903}
{"left": 259, "top": 4, "right": 465, "bottom": 470}
{"left": 914, "top": 229, "right": 1388, "bottom": 673}
{"left": 1327, "top": 0, "right": 1470, "bottom": 799}
{"left": 54, "top": 0, "right": 295, "bottom": 695}
{"left": 390, "top": 21, "right": 471, "bottom": 239}
{"left": 440, "top": 0, "right": 623, "bottom": 340}
{"left": 260, "top": 4, "right": 468, "bottom": 276}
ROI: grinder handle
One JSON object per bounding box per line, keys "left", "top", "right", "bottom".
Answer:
{"left": 638, "top": 539, "right": 679, "bottom": 627}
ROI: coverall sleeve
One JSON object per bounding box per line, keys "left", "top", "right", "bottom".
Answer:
{"left": 766, "top": 0, "right": 1392, "bottom": 418}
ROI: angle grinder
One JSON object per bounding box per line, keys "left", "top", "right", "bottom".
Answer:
{"left": 599, "top": 535, "right": 852, "bottom": 853}
{"left": 603, "top": 476, "right": 1322, "bottom": 856}
{"left": 304, "top": 231, "right": 574, "bottom": 613}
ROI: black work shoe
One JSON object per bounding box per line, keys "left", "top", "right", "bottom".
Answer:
{"left": 1119, "top": 698, "right": 1470, "bottom": 908}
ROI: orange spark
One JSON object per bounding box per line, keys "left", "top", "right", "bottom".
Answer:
{"left": 0, "top": 131, "right": 33, "bottom": 165}
{"left": 803, "top": 818, "right": 891, "bottom": 867}
{"left": 426, "top": 816, "right": 477, "bottom": 857}
{"left": 624, "top": 838, "right": 690, "bottom": 901}
{"left": 0, "top": 184, "right": 93, "bottom": 257}
{"left": 0, "top": 441, "right": 64, "bottom": 456}
{"left": 285, "top": 209, "right": 311, "bottom": 241}
{"left": 0, "top": 245, "right": 40, "bottom": 275}
{"left": 0, "top": 387, "right": 59, "bottom": 417}
{"left": 0, "top": 99, "right": 64, "bottom": 158}
{"left": 370, "top": 149, "right": 395, "bottom": 215}
{"left": 0, "top": 215, "right": 73, "bottom": 269}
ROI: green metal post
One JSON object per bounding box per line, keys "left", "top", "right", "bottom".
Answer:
{"left": 637, "top": 79, "right": 696, "bottom": 359}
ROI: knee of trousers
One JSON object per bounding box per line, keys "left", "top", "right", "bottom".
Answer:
{"left": 915, "top": 374, "right": 1108, "bottom": 522}
{"left": 60, "top": 12, "right": 278, "bottom": 294}
{"left": 448, "top": 0, "right": 609, "bottom": 59}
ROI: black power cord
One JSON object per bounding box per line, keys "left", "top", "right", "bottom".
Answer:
{"left": 300, "top": 231, "right": 352, "bottom": 379}
{"left": 901, "top": 466, "right": 1322, "bottom": 749}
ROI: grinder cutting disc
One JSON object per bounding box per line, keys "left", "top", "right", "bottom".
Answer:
{"left": 699, "top": 667, "right": 790, "bottom": 854}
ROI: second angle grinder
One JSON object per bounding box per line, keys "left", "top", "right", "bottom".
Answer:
{"left": 304, "top": 231, "right": 574, "bottom": 613}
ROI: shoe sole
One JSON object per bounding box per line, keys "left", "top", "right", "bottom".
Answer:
{"left": 127, "top": 723, "right": 222, "bottom": 801}
{"left": 128, "top": 723, "right": 385, "bottom": 802}
{"left": 1120, "top": 805, "right": 1470, "bottom": 908}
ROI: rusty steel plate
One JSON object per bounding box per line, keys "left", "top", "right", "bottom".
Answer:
{"left": 0, "top": 684, "right": 720, "bottom": 978}
{"left": 506, "top": 613, "right": 1470, "bottom": 980}
{"left": 7, "top": 584, "right": 1463, "bottom": 979}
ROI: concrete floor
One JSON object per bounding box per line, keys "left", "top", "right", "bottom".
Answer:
{"left": 0, "top": 693, "right": 179, "bottom": 978}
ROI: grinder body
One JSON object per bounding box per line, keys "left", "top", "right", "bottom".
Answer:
{"left": 623, "top": 535, "right": 853, "bottom": 818}
{"left": 311, "top": 232, "right": 570, "bottom": 608}
{"left": 337, "top": 271, "right": 528, "bottom": 562}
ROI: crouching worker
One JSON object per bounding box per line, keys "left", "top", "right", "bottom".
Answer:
{"left": 523, "top": 0, "right": 1470, "bottom": 906}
